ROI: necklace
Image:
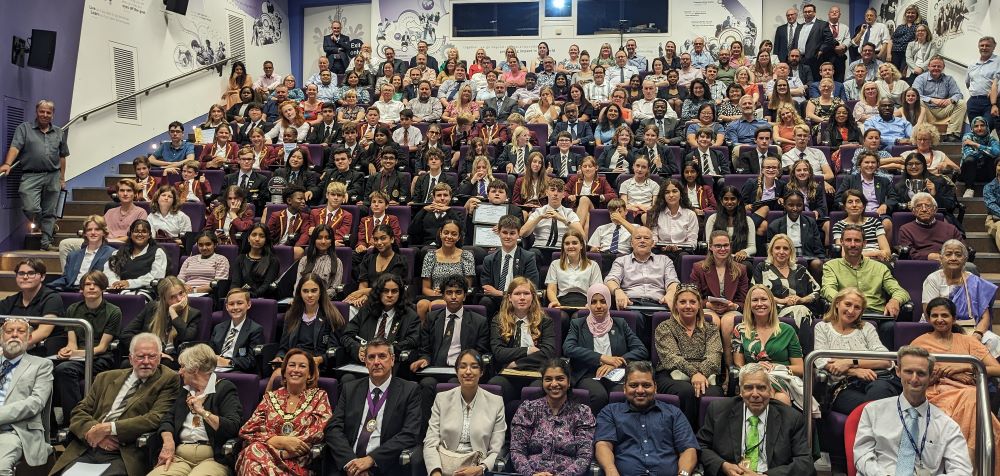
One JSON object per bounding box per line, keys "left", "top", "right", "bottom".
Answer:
{"left": 270, "top": 387, "right": 317, "bottom": 435}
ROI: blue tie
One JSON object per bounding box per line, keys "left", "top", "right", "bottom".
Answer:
{"left": 478, "top": 180, "right": 486, "bottom": 196}
{"left": 609, "top": 225, "right": 621, "bottom": 254}
{"left": 895, "top": 408, "right": 919, "bottom": 476}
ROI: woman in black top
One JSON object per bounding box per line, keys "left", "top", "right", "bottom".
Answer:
{"left": 104, "top": 219, "right": 168, "bottom": 300}
{"left": 230, "top": 223, "right": 280, "bottom": 298}
{"left": 344, "top": 224, "right": 408, "bottom": 307}
{"left": 895, "top": 152, "right": 961, "bottom": 229}
{"left": 341, "top": 273, "right": 420, "bottom": 366}
{"left": 273, "top": 272, "right": 346, "bottom": 366}
{"left": 122, "top": 276, "right": 202, "bottom": 367}
{"left": 274, "top": 147, "right": 321, "bottom": 204}
{"left": 817, "top": 104, "right": 863, "bottom": 149}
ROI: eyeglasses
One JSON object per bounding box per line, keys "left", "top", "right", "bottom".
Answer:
{"left": 711, "top": 243, "right": 732, "bottom": 249}
{"left": 912, "top": 203, "right": 935, "bottom": 210}
{"left": 15, "top": 271, "right": 39, "bottom": 277}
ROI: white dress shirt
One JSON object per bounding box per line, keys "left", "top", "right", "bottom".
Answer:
{"left": 588, "top": 222, "right": 633, "bottom": 254}
{"left": 354, "top": 377, "right": 392, "bottom": 455}
{"left": 444, "top": 307, "right": 464, "bottom": 366}
{"left": 515, "top": 318, "right": 535, "bottom": 347}
{"left": 74, "top": 248, "right": 100, "bottom": 286}
{"left": 179, "top": 374, "right": 218, "bottom": 444}
{"left": 854, "top": 396, "right": 972, "bottom": 476}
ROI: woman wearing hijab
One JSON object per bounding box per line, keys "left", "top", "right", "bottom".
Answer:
{"left": 562, "top": 283, "right": 647, "bottom": 412}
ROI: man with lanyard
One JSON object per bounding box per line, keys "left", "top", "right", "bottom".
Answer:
{"left": 854, "top": 345, "right": 973, "bottom": 475}
{"left": 0, "top": 318, "right": 54, "bottom": 474}
{"left": 1, "top": 100, "right": 68, "bottom": 251}
{"left": 325, "top": 337, "right": 422, "bottom": 476}
{"left": 966, "top": 36, "right": 1000, "bottom": 135}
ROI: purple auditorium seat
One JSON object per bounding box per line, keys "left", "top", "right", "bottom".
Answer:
{"left": 264, "top": 204, "right": 287, "bottom": 222}
{"left": 60, "top": 292, "right": 84, "bottom": 308}
{"left": 181, "top": 202, "right": 207, "bottom": 231}
{"left": 890, "top": 212, "right": 944, "bottom": 246}
{"left": 893, "top": 322, "right": 933, "bottom": 350}
{"left": 889, "top": 145, "right": 915, "bottom": 158}
{"left": 723, "top": 174, "right": 756, "bottom": 192}
{"left": 649, "top": 312, "right": 673, "bottom": 367}
{"left": 449, "top": 206, "right": 468, "bottom": 225}
{"left": 521, "top": 386, "right": 589, "bottom": 402}
{"left": 188, "top": 296, "right": 215, "bottom": 341}
{"left": 587, "top": 209, "right": 611, "bottom": 237}
{"left": 335, "top": 246, "right": 354, "bottom": 288}
{"left": 893, "top": 260, "right": 939, "bottom": 322}
{"left": 105, "top": 294, "right": 147, "bottom": 329}
{"left": 387, "top": 206, "right": 412, "bottom": 236}
{"left": 273, "top": 245, "right": 295, "bottom": 275}
{"left": 698, "top": 395, "right": 727, "bottom": 428}
{"left": 159, "top": 242, "right": 182, "bottom": 275}
{"left": 202, "top": 169, "right": 225, "bottom": 195}
{"left": 609, "top": 391, "right": 680, "bottom": 408}
{"left": 398, "top": 248, "right": 417, "bottom": 281}
{"left": 543, "top": 308, "right": 567, "bottom": 356}
{"left": 303, "top": 144, "right": 324, "bottom": 168}
{"left": 680, "top": 255, "right": 705, "bottom": 283}
{"left": 332, "top": 301, "right": 350, "bottom": 324}
{"left": 215, "top": 371, "right": 261, "bottom": 420}
{"left": 215, "top": 244, "right": 238, "bottom": 262}
{"left": 249, "top": 298, "right": 279, "bottom": 343}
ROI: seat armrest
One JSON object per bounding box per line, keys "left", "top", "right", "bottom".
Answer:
{"left": 137, "top": 432, "right": 153, "bottom": 448}
{"left": 223, "top": 438, "right": 239, "bottom": 456}
{"left": 399, "top": 448, "right": 412, "bottom": 466}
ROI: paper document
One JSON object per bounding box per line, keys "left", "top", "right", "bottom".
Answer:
{"left": 417, "top": 366, "right": 456, "bottom": 376}
{"left": 337, "top": 364, "right": 370, "bottom": 374}
{"left": 63, "top": 463, "right": 112, "bottom": 476}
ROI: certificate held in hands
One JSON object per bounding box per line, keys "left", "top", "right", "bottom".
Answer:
{"left": 473, "top": 204, "right": 509, "bottom": 225}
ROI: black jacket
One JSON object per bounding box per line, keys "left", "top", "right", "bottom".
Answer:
{"left": 411, "top": 173, "right": 458, "bottom": 205}
{"left": 157, "top": 378, "right": 242, "bottom": 462}
{"left": 683, "top": 148, "right": 732, "bottom": 176}
{"left": 489, "top": 315, "right": 556, "bottom": 371}
{"left": 210, "top": 318, "right": 265, "bottom": 373}
{"left": 548, "top": 121, "right": 595, "bottom": 145}
{"left": 698, "top": 398, "right": 815, "bottom": 476}
{"left": 734, "top": 148, "right": 781, "bottom": 175}
{"left": 417, "top": 308, "right": 491, "bottom": 366}
{"left": 480, "top": 247, "right": 540, "bottom": 290}
{"left": 407, "top": 207, "right": 463, "bottom": 247}
{"left": 121, "top": 303, "right": 202, "bottom": 358}
{"left": 835, "top": 174, "right": 899, "bottom": 212}
{"left": 562, "top": 317, "right": 647, "bottom": 385}
{"left": 545, "top": 151, "right": 584, "bottom": 178}
{"left": 767, "top": 214, "right": 827, "bottom": 259}
{"left": 341, "top": 306, "right": 421, "bottom": 364}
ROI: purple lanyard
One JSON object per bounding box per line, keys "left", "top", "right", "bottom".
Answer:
{"left": 366, "top": 387, "right": 389, "bottom": 418}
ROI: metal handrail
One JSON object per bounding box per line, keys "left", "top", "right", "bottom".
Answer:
{"left": 64, "top": 55, "right": 239, "bottom": 130}
{"left": 3, "top": 316, "right": 95, "bottom": 394}
{"left": 804, "top": 350, "right": 994, "bottom": 476}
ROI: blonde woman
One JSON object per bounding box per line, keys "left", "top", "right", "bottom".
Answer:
{"left": 733, "top": 285, "right": 806, "bottom": 408}
{"left": 594, "top": 43, "right": 615, "bottom": 68}
{"left": 812, "top": 287, "right": 897, "bottom": 414}
{"left": 545, "top": 229, "right": 603, "bottom": 308}
{"left": 905, "top": 24, "right": 938, "bottom": 81}
{"left": 487, "top": 277, "right": 556, "bottom": 401}
{"left": 752, "top": 234, "right": 819, "bottom": 326}
{"left": 654, "top": 284, "right": 724, "bottom": 425}
{"left": 442, "top": 84, "right": 480, "bottom": 124}
{"left": 524, "top": 86, "right": 561, "bottom": 137}
{"left": 733, "top": 67, "right": 759, "bottom": 105}
{"left": 911, "top": 123, "right": 960, "bottom": 175}
{"left": 875, "top": 63, "right": 907, "bottom": 106}
{"left": 772, "top": 104, "right": 805, "bottom": 153}
{"left": 853, "top": 81, "right": 881, "bottom": 125}
{"left": 121, "top": 276, "right": 201, "bottom": 362}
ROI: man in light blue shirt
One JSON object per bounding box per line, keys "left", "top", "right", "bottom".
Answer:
{"left": 689, "top": 37, "right": 714, "bottom": 69}
{"left": 306, "top": 56, "right": 338, "bottom": 88}
{"left": 863, "top": 99, "right": 913, "bottom": 148}
{"left": 913, "top": 56, "right": 967, "bottom": 141}
{"left": 725, "top": 95, "right": 772, "bottom": 145}
{"left": 625, "top": 39, "right": 648, "bottom": 73}
{"left": 965, "top": 36, "right": 999, "bottom": 134}
{"left": 847, "top": 42, "right": 883, "bottom": 82}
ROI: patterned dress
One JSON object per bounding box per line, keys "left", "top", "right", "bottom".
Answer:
{"left": 236, "top": 387, "right": 332, "bottom": 475}
{"left": 510, "top": 398, "right": 596, "bottom": 476}
{"left": 732, "top": 321, "right": 806, "bottom": 407}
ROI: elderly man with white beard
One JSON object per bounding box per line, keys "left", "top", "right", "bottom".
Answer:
{"left": 0, "top": 317, "right": 54, "bottom": 472}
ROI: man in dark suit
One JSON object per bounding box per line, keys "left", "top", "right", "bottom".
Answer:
{"left": 684, "top": 128, "right": 732, "bottom": 177}
{"left": 697, "top": 363, "right": 814, "bottom": 476}
{"left": 479, "top": 215, "right": 540, "bottom": 316}
{"left": 792, "top": 3, "right": 834, "bottom": 78}
{"left": 232, "top": 103, "right": 271, "bottom": 145}
{"left": 50, "top": 333, "right": 180, "bottom": 476}
{"left": 408, "top": 183, "right": 463, "bottom": 247}
{"left": 306, "top": 102, "right": 342, "bottom": 146}
{"left": 548, "top": 103, "right": 594, "bottom": 147}
{"left": 545, "top": 132, "right": 584, "bottom": 178}
{"left": 409, "top": 276, "right": 490, "bottom": 419}
{"left": 210, "top": 288, "right": 265, "bottom": 374}
{"left": 325, "top": 338, "right": 423, "bottom": 476}
{"left": 322, "top": 20, "right": 351, "bottom": 74}
{"left": 411, "top": 149, "right": 458, "bottom": 205}
{"left": 482, "top": 79, "right": 518, "bottom": 122}
{"left": 224, "top": 149, "right": 272, "bottom": 215}
{"left": 640, "top": 99, "right": 685, "bottom": 146}
{"left": 786, "top": 49, "right": 814, "bottom": 85}
{"left": 734, "top": 128, "right": 780, "bottom": 174}
{"left": 774, "top": 8, "right": 799, "bottom": 62}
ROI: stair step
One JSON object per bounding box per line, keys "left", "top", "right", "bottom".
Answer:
{"left": 960, "top": 197, "right": 986, "bottom": 214}
{"left": 0, "top": 251, "right": 62, "bottom": 273}
{"left": 963, "top": 213, "right": 987, "bottom": 232}
{"left": 72, "top": 188, "right": 111, "bottom": 202}
{"left": 972, "top": 252, "right": 1000, "bottom": 273}
{"left": 103, "top": 174, "right": 133, "bottom": 188}
{"left": 120, "top": 163, "right": 135, "bottom": 175}
{"left": 55, "top": 217, "right": 89, "bottom": 234}
{"left": 965, "top": 232, "right": 995, "bottom": 252}
{"left": 63, "top": 201, "right": 112, "bottom": 216}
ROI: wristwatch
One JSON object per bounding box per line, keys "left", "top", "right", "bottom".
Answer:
{"left": 679, "top": 471, "right": 691, "bottom": 476}
{"left": 852, "top": 358, "right": 859, "bottom": 366}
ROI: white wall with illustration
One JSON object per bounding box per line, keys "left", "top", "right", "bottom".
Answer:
{"left": 67, "top": 0, "right": 291, "bottom": 180}
{"left": 867, "top": 0, "right": 996, "bottom": 67}
{"left": 303, "top": 3, "right": 372, "bottom": 75}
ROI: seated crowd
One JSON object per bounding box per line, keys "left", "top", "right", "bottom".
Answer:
{"left": 3, "top": 9, "right": 1000, "bottom": 476}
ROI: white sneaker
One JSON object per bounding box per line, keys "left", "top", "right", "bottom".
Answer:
{"left": 815, "top": 451, "right": 832, "bottom": 472}
{"left": 963, "top": 189, "right": 975, "bottom": 198}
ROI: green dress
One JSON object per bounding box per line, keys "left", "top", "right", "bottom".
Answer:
{"left": 732, "top": 321, "right": 803, "bottom": 392}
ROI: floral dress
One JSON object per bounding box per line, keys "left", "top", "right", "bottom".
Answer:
{"left": 236, "top": 387, "right": 332, "bottom": 476}
{"left": 510, "top": 398, "right": 596, "bottom": 476}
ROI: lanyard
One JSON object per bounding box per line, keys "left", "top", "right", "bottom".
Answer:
{"left": 0, "top": 359, "right": 21, "bottom": 383}
{"left": 896, "top": 397, "right": 931, "bottom": 464}
{"left": 366, "top": 387, "right": 389, "bottom": 419}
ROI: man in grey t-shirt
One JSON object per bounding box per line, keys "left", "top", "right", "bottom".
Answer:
{"left": 0, "top": 100, "right": 68, "bottom": 250}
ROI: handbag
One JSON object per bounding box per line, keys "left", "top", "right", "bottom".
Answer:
{"left": 438, "top": 445, "right": 482, "bottom": 476}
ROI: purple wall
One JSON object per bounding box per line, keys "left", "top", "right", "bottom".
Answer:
{"left": 0, "top": 0, "right": 85, "bottom": 251}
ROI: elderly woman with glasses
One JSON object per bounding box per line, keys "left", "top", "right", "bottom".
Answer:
{"left": 150, "top": 344, "right": 243, "bottom": 476}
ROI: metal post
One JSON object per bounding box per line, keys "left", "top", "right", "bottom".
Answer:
{"left": 4, "top": 316, "right": 95, "bottom": 394}
{"left": 804, "top": 350, "right": 994, "bottom": 476}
